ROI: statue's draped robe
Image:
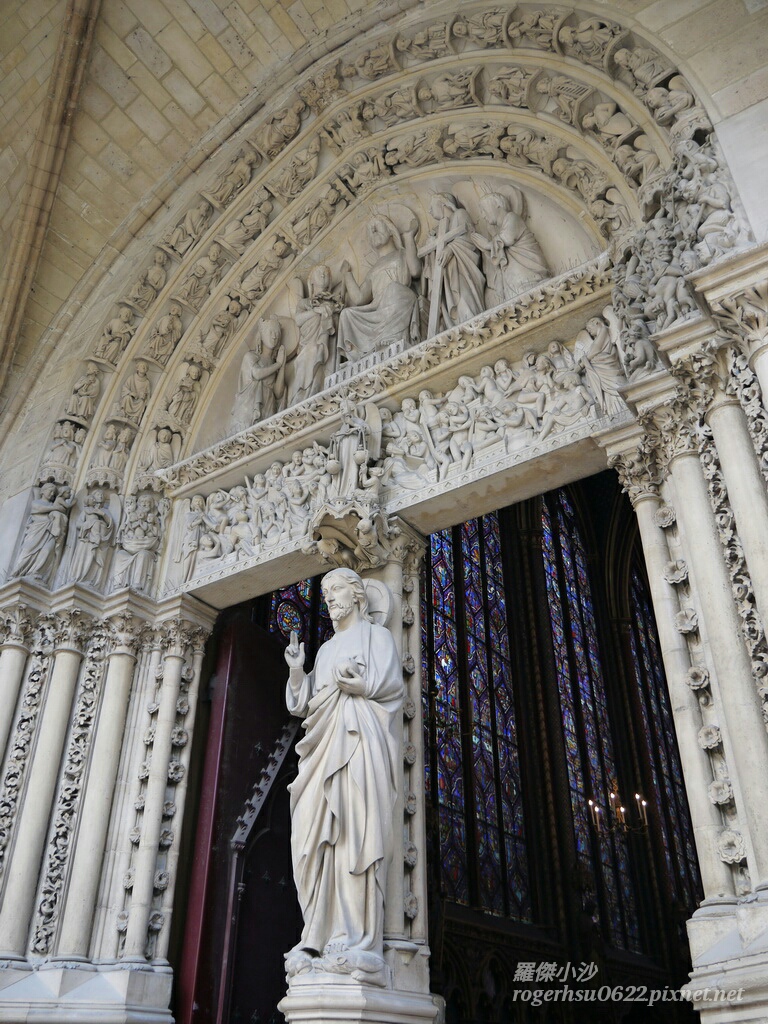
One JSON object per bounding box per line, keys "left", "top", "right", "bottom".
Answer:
{"left": 286, "top": 619, "right": 403, "bottom": 961}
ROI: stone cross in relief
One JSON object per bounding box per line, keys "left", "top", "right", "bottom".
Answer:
{"left": 418, "top": 219, "right": 468, "bottom": 339}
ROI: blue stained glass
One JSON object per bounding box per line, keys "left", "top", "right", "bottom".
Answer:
{"left": 541, "top": 492, "right": 641, "bottom": 952}
{"left": 424, "top": 516, "right": 530, "bottom": 921}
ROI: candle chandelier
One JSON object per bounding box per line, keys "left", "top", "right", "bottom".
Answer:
{"left": 588, "top": 780, "right": 649, "bottom": 835}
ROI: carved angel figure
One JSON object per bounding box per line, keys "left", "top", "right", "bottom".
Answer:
{"left": 472, "top": 191, "right": 549, "bottom": 306}
{"left": 147, "top": 303, "right": 184, "bottom": 364}
{"left": 65, "top": 361, "right": 102, "bottom": 420}
{"left": 139, "top": 427, "right": 180, "bottom": 474}
{"left": 288, "top": 266, "right": 341, "bottom": 404}
{"left": 231, "top": 316, "right": 286, "bottom": 431}
{"left": 573, "top": 316, "right": 626, "bottom": 415}
{"left": 13, "top": 483, "right": 74, "bottom": 583}
{"left": 46, "top": 421, "right": 78, "bottom": 468}
{"left": 268, "top": 138, "right": 320, "bottom": 200}
{"left": 337, "top": 215, "right": 422, "bottom": 361}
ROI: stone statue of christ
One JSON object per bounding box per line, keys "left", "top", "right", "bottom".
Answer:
{"left": 284, "top": 567, "right": 403, "bottom": 986}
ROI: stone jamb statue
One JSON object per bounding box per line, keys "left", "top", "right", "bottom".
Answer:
{"left": 283, "top": 567, "right": 403, "bottom": 988}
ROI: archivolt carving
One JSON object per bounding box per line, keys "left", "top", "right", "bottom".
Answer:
{"left": 23, "top": 4, "right": 749, "bottom": 597}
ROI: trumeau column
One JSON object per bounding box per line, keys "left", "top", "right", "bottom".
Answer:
{"left": 604, "top": 429, "right": 735, "bottom": 911}
{"left": 280, "top": 512, "right": 438, "bottom": 1024}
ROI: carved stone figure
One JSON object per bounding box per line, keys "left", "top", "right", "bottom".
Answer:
{"left": 176, "top": 494, "right": 207, "bottom": 582}
{"left": 327, "top": 399, "right": 378, "bottom": 498}
{"left": 205, "top": 147, "right": 259, "bottom": 207}
{"left": 231, "top": 316, "right": 286, "bottom": 431}
{"left": 559, "top": 17, "right": 621, "bottom": 67}
{"left": 472, "top": 190, "right": 549, "bottom": 306}
{"left": 166, "top": 364, "right": 203, "bottom": 426}
{"left": 395, "top": 24, "right": 450, "bottom": 61}
{"left": 488, "top": 66, "right": 534, "bottom": 106}
{"left": 422, "top": 69, "right": 477, "bottom": 109}
{"left": 268, "top": 137, "right": 320, "bottom": 201}
{"left": 385, "top": 128, "right": 443, "bottom": 168}
{"left": 93, "top": 424, "right": 118, "bottom": 468}
{"left": 111, "top": 427, "right": 135, "bottom": 473}
{"left": 442, "top": 121, "right": 504, "bottom": 159}
{"left": 284, "top": 568, "right": 403, "bottom": 987}
{"left": 94, "top": 308, "right": 136, "bottom": 364}
{"left": 573, "top": 317, "right": 626, "bottom": 415}
{"left": 613, "top": 47, "right": 671, "bottom": 93}
{"left": 217, "top": 196, "right": 273, "bottom": 254}
{"left": 344, "top": 45, "right": 396, "bottom": 81}
{"left": 361, "top": 87, "right": 421, "bottom": 128}
{"left": 139, "top": 427, "right": 180, "bottom": 474}
{"left": 147, "top": 303, "right": 184, "bottom": 364}
{"left": 174, "top": 244, "right": 224, "bottom": 311}
{"left": 420, "top": 193, "right": 485, "bottom": 334}
{"left": 452, "top": 9, "right": 507, "bottom": 47}
{"left": 197, "top": 299, "right": 244, "bottom": 357}
{"left": 70, "top": 489, "right": 114, "bottom": 585}
{"left": 65, "top": 361, "right": 102, "bottom": 421}
{"left": 293, "top": 184, "right": 347, "bottom": 246}
{"left": 288, "top": 266, "right": 341, "bottom": 404}
{"left": 45, "top": 421, "right": 78, "bottom": 468}
{"left": 116, "top": 360, "right": 151, "bottom": 424}
{"left": 127, "top": 251, "right": 169, "bottom": 311}
{"left": 582, "top": 101, "right": 635, "bottom": 147}
{"left": 253, "top": 100, "right": 305, "bottom": 158}
{"left": 13, "top": 483, "right": 74, "bottom": 583}
{"left": 112, "top": 494, "right": 165, "bottom": 592}
{"left": 501, "top": 128, "right": 559, "bottom": 175}
{"left": 337, "top": 215, "right": 421, "bottom": 361}
{"left": 161, "top": 200, "right": 213, "bottom": 257}
{"left": 507, "top": 9, "right": 558, "bottom": 49}
{"left": 240, "top": 238, "right": 293, "bottom": 301}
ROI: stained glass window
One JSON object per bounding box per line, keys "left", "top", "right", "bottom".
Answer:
{"left": 423, "top": 513, "right": 530, "bottom": 919}
{"left": 541, "top": 489, "right": 641, "bottom": 952}
{"left": 268, "top": 577, "right": 332, "bottom": 656}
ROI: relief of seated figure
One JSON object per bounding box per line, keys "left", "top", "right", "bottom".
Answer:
{"left": 336, "top": 215, "right": 422, "bottom": 362}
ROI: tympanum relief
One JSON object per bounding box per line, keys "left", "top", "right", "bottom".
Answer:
{"left": 176, "top": 307, "right": 628, "bottom": 586}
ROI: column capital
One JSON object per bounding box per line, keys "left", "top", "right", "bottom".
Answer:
{"left": 639, "top": 396, "right": 701, "bottom": 468}
{"left": 689, "top": 242, "right": 768, "bottom": 364}
{"left": 607, "top": 447, "right": 662, "bottom": 506}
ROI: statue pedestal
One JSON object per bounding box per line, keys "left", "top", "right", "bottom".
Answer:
{"left": 279, "top": 972, "right": 439, "bottom": 1024}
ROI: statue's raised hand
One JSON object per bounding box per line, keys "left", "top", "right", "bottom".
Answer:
{"left": 285, "top": 629, "right": 306, "bottom": 670}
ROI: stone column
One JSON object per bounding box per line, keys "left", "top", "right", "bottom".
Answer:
{"left": 0, "top": 605, "right": 34, "bottom": 763}
{"left": 122, "top": 620, "right": 189, "bottom": 961}
{"left": 55, "top": 612, "right": 140, "bottom": 960}
{"left": 607, "top": 439, "right": 734, "bottom": 902}
{"left": 0, "top": 610, "right": 87, "bottom": 958}
{"left": 153, "top": 637, "right": 205, "bottom": 962}
{"left": 651, "top": 401, "right": 768, "bottom": 891}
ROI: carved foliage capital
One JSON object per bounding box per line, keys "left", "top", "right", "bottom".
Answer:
{"left": 39, "top": 608, "right": 94, "bottom": 652}
{"left": 159, "top": 618, "right": 209, "bottom": 658}
{"left": 640, "top": 397, "right": 700, "bottom": 466}
{"left": 607, "top": 448, "right": 660, "bottom": 504}
{"left": 1, "top": 603, "right": 36, "bottom": 648}
{"left": 711, "top": 279, "right": 768, "bottom": 356}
